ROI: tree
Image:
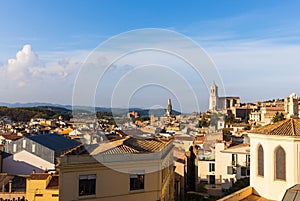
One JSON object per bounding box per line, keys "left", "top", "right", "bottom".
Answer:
{"left": 244, "top": 125, "right": 251, "bottom": 130}
{"left": 272, "top": 112, "right": 285, "bottom": 123}
{"left": 199, "top": 116, "right": 209, "bottom": 128}
{"left": 222, "top": 128, "right": 232, "bottom": 135}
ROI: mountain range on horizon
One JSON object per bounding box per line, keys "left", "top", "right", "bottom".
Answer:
{"left": 0, "top": 102, "right": 182, "bottom": 117}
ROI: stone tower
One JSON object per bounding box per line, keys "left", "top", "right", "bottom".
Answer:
{"left": 284, "top": 93, "right": 299, "bottom": 118}
{"left": 209, "top": 82, "right": 218, "bottom": 111}
{"left": 166, "top": 98, "right": 172, "bottom": 117}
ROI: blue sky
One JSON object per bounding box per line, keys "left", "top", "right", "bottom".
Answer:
{"left": 1, "top": 1, "right": 300, "bottom": 112}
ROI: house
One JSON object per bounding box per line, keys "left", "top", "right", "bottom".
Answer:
{"left": 217, "top": 118, "right": 300, "bottom": 201}
{"left": 26, "top": 173, "right": 59, "bottom": 201}
{"left": 0, "top": 173, "right": 26, "bottom": 199}
{"left": 198, "top": 142, "right": 250, "bottom": 189}
{"left": 216, "top": 143, "right": 250, "bottom": 189}
{"left": 248, "top": 118, "right": 300, "bottom": 200}
{"left": 3, "top": 150, "right": 55, "bottom": 175}
{"left": 0, "top": 134, "right": 22, "bottom": 145}
{"left": 58, "top": 136, "right": 174, "bottom": 201}
{"left": 4, "top": 133, "right": 80, "bottom": 164}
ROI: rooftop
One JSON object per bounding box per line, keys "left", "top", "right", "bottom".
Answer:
{"left": 28, "top": 173, "right": 49, "bottom": 180}
{"left": 221, "top": 143, "right": 250, "bottom": 154}
{"left": 46, "top": 175, "right": 59, "bottom": 189}
{"left": 27, "top": 133, "right": 81, "bottom": 151}
{"left": 282, "top": 184, "right": 300, "bottom": 201}
{"left": 64, "top": 136, "right": 171, "bottom": 156}
{"left": 249, "top": 119, "right": 300, "bottom": 136}
{"left": 27, "top": 173, "right": 59, "bottom": 189}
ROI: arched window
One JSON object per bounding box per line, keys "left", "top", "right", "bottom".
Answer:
{"left": 257, "top": 145, "right": 264, "bottom": 176}
{"left": 275, "top": 146, "right": 286, "bottom": 180}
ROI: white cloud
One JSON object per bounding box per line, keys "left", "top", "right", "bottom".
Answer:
{"left": 1, "top": 44, "right": 81, "bottom": 87}
{"left": 0, "top": 44, "right": 83, "bottom": 104}
{"left": 6, "top": 44, "right": 39, "bottom": 82}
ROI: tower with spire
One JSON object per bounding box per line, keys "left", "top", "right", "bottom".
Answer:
{"left": 166, "top": 98, "right": 172, "bottom": 117}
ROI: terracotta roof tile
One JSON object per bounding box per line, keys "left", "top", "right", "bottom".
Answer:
{"left": 65, "top": 137, "right": 170, "bottom": 156}
{"left": 101, "top": 145, "right": 139, "bottom": 154}
{"left": 249, "top": 119, "right": 300, "bottom": 136}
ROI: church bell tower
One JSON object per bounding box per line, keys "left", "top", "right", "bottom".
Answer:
{"left": 209, "top": 82, "right": 218, "bottom": 111}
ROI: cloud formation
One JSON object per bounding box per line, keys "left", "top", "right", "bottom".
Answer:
{"left": 0, "top": 44, "right": 82, "bottom": 104}
{"left": 6, "top": 44, "right": 39, "bottom": 82}
{"left": 1, "top": 44, "right": 80, "bottom": 88}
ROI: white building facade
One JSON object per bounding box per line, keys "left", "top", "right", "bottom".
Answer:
{"left": 248, "top": 119, "right": 300, "bottom": 201}
{"left": 198, "top": 142, "right": 250, "bottom": 189}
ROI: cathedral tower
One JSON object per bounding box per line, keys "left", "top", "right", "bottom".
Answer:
{"left": 209, "top": 82, "right": 218, "bottom": 111}
{"left": 166, "top": 98, "right": 172, "bottom": 117}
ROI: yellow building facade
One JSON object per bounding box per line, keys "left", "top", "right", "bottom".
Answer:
{"left": 26, "top": 173, "right": 59, "bottom": 201}
{"left": 58, "top": 137, "right": 174, "bottom": 201}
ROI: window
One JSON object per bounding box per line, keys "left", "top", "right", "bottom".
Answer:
{"left": 130, "top": 173, "right": 144, "bottom": 191}
{"left": 275, "top": 146, "right": 286, "bottom": 180}
{"left": 227, "top": 166, "right": 236, "bottom": 175}
{"left": 209, "top": 163, "right": 215, "bottom": 172}
{"left": 32, "top": 144, "right": 36, "bottom": 152}
{"left": 246, "top": 155, "right": 250, "bottom": 167}
{"left": 13, "top": 144, "right": 17, "bottom": 152}
{"left": 22, "top": 140, "right": 26, "bottom": 148}
{"left": 257, "top": 145, "right": 264, "bottom": 176}
{"left": 79, "top": 174, "right": 96, "bottom": 196}
{"left": 35, "top": 194, "right": 43, "bottom": 197}
{"left": 241, "top": 167, "right": 250, "bottom": 176}
{"left": 232, "top": 154, "right": 237, "bottom": 166}
{"left": 52, "top": 194, "right": 59, "bottom": 197}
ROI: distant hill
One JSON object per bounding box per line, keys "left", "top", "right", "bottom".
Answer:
{"left": 0, "top": 102, "right": 72, "bottom": 109}
{"left": 100, "top": 107, "right": 180, "bottom": 117}
{"left": 0, "top": 106, "right": 71, "bottom": 122}
{"left": 0, "top": 102, "right": 181, "bottom": 120}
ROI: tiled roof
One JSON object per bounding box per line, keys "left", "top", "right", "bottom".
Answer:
{"left": 282, "top": 184, "right": 300, "bottom": 201}
{"left": 101, "top": 145, "right": 139, "bottom": 154}
{"left": 123, "top": 137, "right": 167, "bottom": 152}
{"left": 28, "top": 173, "right": 49, "bottom": 180}
{"left": 222, "top": 143, "right": 250, "bottom": 154}
{"left": 1, "top": 134, "right": 22, "bottom": 140}
{"left": 249, "top": 119, "right": 300, "bottom": 136}
{"left": 64, "top": 136, "right": 170, "bottom": 156}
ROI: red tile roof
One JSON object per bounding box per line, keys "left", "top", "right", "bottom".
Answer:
{"left": 249, "top": 119, "right": 300, "bottom": 136}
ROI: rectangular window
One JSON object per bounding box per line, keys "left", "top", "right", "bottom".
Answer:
{"left": 13, "top": 144, "right": 17, "bottom": 152}
{"left": 32, "top": 144, "right": 36, "bottom": 152}
{"left": 35, "top": 194, "right": 43, "bottom": 197}
{"left": 209, "top": 163, "right": 215, "bottom": 172}
{"left": 22, "top": 140, "right": 26, "bottom": 148}
{"left": 79, "top": 174, "right": 96, "bottom": 196}
{"left": 246, "top": 155, "right": 250, "bottom": 167}
{"left": 130, "top": 173, "right": 144, "bottom": 191}
{"left": 232, "top": 154, "right": 237, "bottom": 166}
{"left": 52, "top": 194, "right": 59, "bottom": 197}
{"left": 241, "top": 167, "right": 247, "bottom": 176}
{"left": 227, "top": 166, "right": 236, "bottom": 175}
{"left": 241, "top": 167, "right": 250, "bottom": 176}
{"left": 227, "top": 166, "right": 233, "bottom": 175}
